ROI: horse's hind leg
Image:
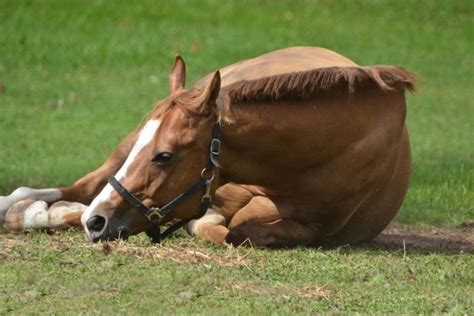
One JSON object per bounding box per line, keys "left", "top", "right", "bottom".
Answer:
{"left": 1, "top": 129, "right": 139, "bottom": 229}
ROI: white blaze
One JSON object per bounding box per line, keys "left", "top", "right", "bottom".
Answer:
{"left": 81, "top": 119, "right": 161, "bottom": 235}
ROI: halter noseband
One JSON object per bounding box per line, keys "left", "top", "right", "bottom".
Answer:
{"left": 108, "top": 122, "right": 221, "bottom": 243}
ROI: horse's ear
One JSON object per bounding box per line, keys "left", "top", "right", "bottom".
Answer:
{"left": 202, "top": 70, "right": 221, "bottom": 110}
{"left": 169, "top": 55, "right": 186, "bottom": 94}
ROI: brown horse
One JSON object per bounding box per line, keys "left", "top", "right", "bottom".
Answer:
{"left": 1, "top": 47, "right": 415, "bottom": 247}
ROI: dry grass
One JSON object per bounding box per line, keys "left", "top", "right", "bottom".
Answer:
{"left": 101, "top": 240, "right": 252, "bottom": 268}
{"left": 0, "top": 230, "right": 252, "bottom": 268}
{"left": 1, "top": 226, "right": 473, "bottom": 314}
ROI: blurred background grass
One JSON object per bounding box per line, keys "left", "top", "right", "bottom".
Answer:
{"left": 1, "top": 0, "right": 473, "bottom": 225}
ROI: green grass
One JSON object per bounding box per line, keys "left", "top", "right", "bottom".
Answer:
{"left": 1, "top": 0, "right": 473, "bottom": 314}
{"left": 1, "top": 229, "right": 473, "bottom": 314}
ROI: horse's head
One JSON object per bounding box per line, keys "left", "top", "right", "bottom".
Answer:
{"left": 81, "top": 56, "right": 221, "bottom": 242}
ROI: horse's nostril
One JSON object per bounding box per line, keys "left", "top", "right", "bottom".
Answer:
{"left": 86, "top": 215, "right": 107, "bottom": 233}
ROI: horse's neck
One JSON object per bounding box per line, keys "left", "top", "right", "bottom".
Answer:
{"left": 217, "top": 104, "right": 279, "bottom": 186}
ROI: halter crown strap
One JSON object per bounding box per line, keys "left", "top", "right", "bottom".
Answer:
{"left": 209, "top": 122, "right": 221, "bottom": 168}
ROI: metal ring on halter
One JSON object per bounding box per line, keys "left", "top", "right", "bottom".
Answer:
{"left": 145, "top": 207, "right": 164, "bottom": 223}
{"left": 200, "top": 168, "right": 215, "bottom": 182}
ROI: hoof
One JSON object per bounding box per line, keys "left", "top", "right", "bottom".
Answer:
{"left": 225, "top": 221, "right": 261, "bottom": 247}
{"left": 48, "top": 201, "right": 87, "bottom": 228}
{"left": 225, "top": 228, "right": 249, "bottom": 247}
{"left": 5, "top": 199, "right": 49, "bottom": 231}
{"left": 0, "top": 195, "right": 16, "bottom": 224}
{"left": 225, "top": 221, "right": 276, "bottom": 248}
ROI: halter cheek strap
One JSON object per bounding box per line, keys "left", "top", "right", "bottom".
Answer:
{"left": 108, "top": 122, "right": 221, "bottom": 243}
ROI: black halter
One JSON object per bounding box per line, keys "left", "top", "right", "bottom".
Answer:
{"left": 108, "top": 122, "right": 221, "bottom": 243}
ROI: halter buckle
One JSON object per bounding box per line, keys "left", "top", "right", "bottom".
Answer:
{"left": 146, "top": 207, "right": 164, "bottom": 223}
{"left": 210, "top": 139, "right": 221, "bottom": 156}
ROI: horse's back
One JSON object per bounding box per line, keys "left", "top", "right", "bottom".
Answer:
{"left": 196, "top": 47, "right": 358, "bottom": 89}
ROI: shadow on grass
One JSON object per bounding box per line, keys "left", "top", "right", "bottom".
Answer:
{"left": 1, "top": 221, "right": 473, "bottom": 257}
{"left": 360, "top": 222, "right": 474, "bottom": 255}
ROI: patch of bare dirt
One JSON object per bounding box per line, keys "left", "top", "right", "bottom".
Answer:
{"left": 370, "top": 221, "right": 474, "bottom": 254}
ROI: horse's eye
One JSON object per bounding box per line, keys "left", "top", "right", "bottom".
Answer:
{"left": 152, "top": 152, "right": 173, "bottom": 166}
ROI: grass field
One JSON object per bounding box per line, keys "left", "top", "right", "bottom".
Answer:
{"left": 1, "top": 0, "right": 473, "bottom": 314}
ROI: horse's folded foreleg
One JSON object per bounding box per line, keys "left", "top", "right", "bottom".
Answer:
{"left": 225, "top": 219, "right": 318, "bottom": 248}
{"left": 225, "top": 196, "right": 318, "bottom": 248}
{"left": 186, "top": 209, "right": 229, "bottom": 245}
{"left": 185, "top": 183, "right": 256, "bottom": 245}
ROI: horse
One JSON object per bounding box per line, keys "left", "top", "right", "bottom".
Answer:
{"left": 0, "top": 47, "right": 415, "bottom": 247}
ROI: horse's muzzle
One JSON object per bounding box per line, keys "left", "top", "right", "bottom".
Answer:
{"left": 86, "top": 214, "right": 129, "bottom": 242}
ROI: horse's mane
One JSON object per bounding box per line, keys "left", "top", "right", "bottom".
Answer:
{"left": 223, "top": 66, "right": 416, "bottom": 104}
